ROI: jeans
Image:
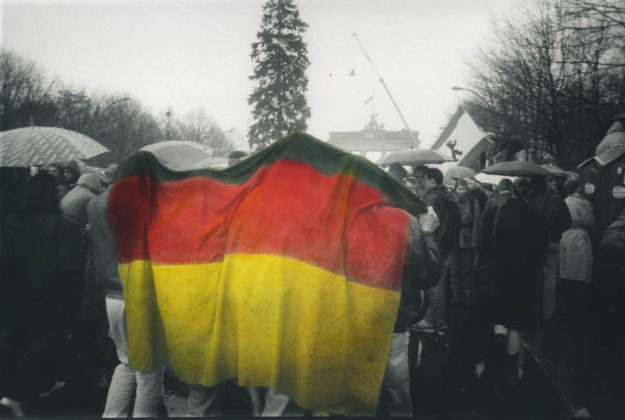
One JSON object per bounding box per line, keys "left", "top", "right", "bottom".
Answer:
{"left": 424, "top": 251, "right": 450, "bottom": 329}
{"left": 377, "top": 331, "right": 412, "bottom": 416}
{"left": 102, "top": 297, "right": 164, "bottom": 418}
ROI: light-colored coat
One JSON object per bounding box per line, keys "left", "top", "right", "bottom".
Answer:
{"left": 559, "top": 193, "right": 595, "bottom": 283}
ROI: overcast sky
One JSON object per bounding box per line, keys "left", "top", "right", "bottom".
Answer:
{"left": 2, "top": 0, "right": 519, "bottom": 148}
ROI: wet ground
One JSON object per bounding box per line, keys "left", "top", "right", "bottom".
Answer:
{"left": 2, "top": 327, "right": 572, "bottom": 419}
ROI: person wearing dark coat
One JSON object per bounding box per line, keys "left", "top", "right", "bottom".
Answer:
{"left": 527, "top": 176, "right": 572, "bottom": 323}
{"left": 0, "top": 172, "right": 85, "bottom": 416}
{"left": 491, "top": 177, "right": 548, "bottom": 390}
{"left": 467, "top": 177, "right": 488, "bottom": 211}
{"left": 450, "top": 179, "right": 481, "bottom": 306}
{"left": 413, "top": 167, "right": 462, "bottom": 334}
{"left": 62, "top": 161, "right": 81, "bottom": 190}
{"left": 594, "top": 208, "right": 625, "bottom": 351}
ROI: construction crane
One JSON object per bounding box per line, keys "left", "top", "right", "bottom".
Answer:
{"left": 352, "top": 33, "right": 419, "bottom": 148}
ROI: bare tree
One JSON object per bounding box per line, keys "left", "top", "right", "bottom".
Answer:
{"left": 0, "top": 49, "right": 56, "bottom": 130}
{"left": 464, "top": 0, "right": 625, "bottom": 168}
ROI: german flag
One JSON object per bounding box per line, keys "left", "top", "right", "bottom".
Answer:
{"left": 108, "top": 133, "right": 426, "bottom": 414}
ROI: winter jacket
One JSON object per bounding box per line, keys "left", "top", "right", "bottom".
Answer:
{"left": 394, "top": 215, "right": 441, "bottom": 332}
{"left": 559, "top": 194, "right": 594, "bottom": 283}
{"left": 60, "top": 174, "right": 101, "bottom": 225}
{"left": 492, "top": 198, "right": 548, "bottom": 331}
{"left": 86, "top": 190, "right": 123, "bottom": 299}
{"left": 423, "top": 185, "right": 462, "bottom": 253}
{"left": 457, "top": 194, "right": 481, "bottom": 248}
{"left": 481, "top": 191, "right": 512, "bottom": 256}
{"left": 527, "top": 192, "right": 572, "bottom": 243}
{"left": 1, "top": 212, "right": 85, "bottom": 334}
{"left": 599, "top": 209, "right": 625, "bottom": 286}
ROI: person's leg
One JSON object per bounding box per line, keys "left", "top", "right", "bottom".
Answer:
{"left": 186, "top": 384, "right": 222, "bottom": 417}
{"left": 449, "top": 248, "right": 461, "bottom": 304}
{"left": 428, "top": 251, "right": 449, "bottom": 332}
{"left": 377, "top": 331, "right": 412, "bottom": 417}
{"left": 133, "top": 364, "right": 164, "bottom": 417}
{"left": 102, "top": 362, "right": 137, "bottom": 417}
{"left": 543, "top": 246, "right": 559, "bottom": 322}
{"left": 261, "top": 389, "right": 290, "bottom": 417}
{"left": 102, "top": 297, "right": 137, "bottom": 417}
{"left": 505, "top": 329, "right": 522, "bottom": 390}
{"left": 461, "top": 248, "right": 476, "bottom": 305}
{"left": 248, "top": 387, "right": 263, "bottom": 416}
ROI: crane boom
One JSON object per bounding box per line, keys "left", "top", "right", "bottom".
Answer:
{"left": 352, "top": 33, "right": 419, "bottom": 147}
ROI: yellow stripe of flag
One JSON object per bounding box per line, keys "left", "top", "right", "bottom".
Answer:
{"left": 119, "top": 253, "right": 401, "bottom": 413}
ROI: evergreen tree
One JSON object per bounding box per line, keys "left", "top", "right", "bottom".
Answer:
{"left": 248, "top": 0, "right": 311, "bottom": 150}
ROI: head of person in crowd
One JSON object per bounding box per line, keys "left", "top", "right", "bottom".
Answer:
{"left": 19, "top": 171, "right": 59, "bottom": 216}
{"left": 228, "top": 150, "right": 248, "bottom": 167}
{"left": 388, "top": 163, "right": 408, "bottom": 184}
{"left": 424, "top": 167, "right": 444, "bottom": 191}
{"left": 466, "top": 177, "right": 477, "bottom": 190}
{"left": 529, "top": 175, "right": 548, "bottom": 195}
{"left": 103, "top": 164, "right": 119, "bottom": 187}
{"left": 43, "top": 162, "right": 64, "bottom": 184}
{"left": 513, "top": 177, "right": 532, "bottom": 200}
{"left": 403, "top": 176, "right": 417, "bottom": 193}
{"left": 545, "top": 176, "right": 558, "bottom": 195}
{"left": 498, "top": 178, "right": 513, "bottom": 194}
{"left": 77, "top": 173, "right": 103, "bottom": 195}
{"left": 454, "top": 178, "right": 469, "bottom": 199}
{"left": 563, "top": 178, "right": 580, "bottom": 197}
{"left": 63, "top": 161, "right": 81, "bottom": 186}
{"left": 412, "top": 164, "right": 429, "bottom": 197}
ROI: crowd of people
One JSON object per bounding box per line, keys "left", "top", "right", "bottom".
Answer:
{"left": 390, "top": 162, "right": 625, "bottom": 407}
{"left": 0, "top": 152, "right": 623, "bottom": 418}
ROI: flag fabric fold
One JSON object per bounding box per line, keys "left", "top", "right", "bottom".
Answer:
{"left": 108, "top": 132, "right": 426, "bottom": 413}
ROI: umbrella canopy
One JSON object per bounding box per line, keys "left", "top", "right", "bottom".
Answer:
{"left": 481, "top": 161, "right": 551, "bottom": 176}
{"left": 444, "top": 166, "right": 476, "bottom": 180}
{"left": 541, "top": 164, "right": 567, "bottom": 177}
{"left": 0, "top": 126, "right": 109, "bottom": 167}
{"left": 379, "top": 148, "right": 454, "bottom": 167}
{"left": 139, "top": 140, "right": 213, "bottom": 171}
{"left": 475, "top": 172, "right": 517, "bottom": 186}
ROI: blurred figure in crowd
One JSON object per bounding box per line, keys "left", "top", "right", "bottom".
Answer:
{"left": 45, "top": 162, "right": 70, "bottom": 201}
{"left": 450, "top": 179, "right": 481, "bottom": 306}
{"left": 413, "top": 167, "right": 461, "bottom": 335}
{"left": 527, "top": 176, "right": 572, "bottom": 324}
{"left": 466, "top": 177, "right": 488, "bottom": 211}
{"left": 60, "top": 173, "right": 102, "bottom": 226}
{"left": 0, "top": 172, "right": 85, "bottom": 416}
{"left": 88, "top": 180, "right": 165, "bottom": 417}
{"left": 596, "top": 208, "right": 625, "bottom": 353}
{"left": 412, "top": 165, "right": 429, "bottom": 198}
{"left": 63, "top": 161, "right": 81, "bottom": 190}
{"left": 388, "top": 163, "right": 407, "bottom": 184}
{"left": 491, "top": 177, "right": 548, "bottom": 393}
{"left": 558, "top": 179, "right": 594, "bottom": 331}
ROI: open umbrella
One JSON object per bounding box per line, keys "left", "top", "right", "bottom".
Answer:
{"left": 139, "top": 140, "right": 213, "bottom": 171}
{"left": 541, "top": 164, "right": 567, "bottom": 177}
{"left": 0, "top": 126, "right": 109, "bottom": 167}
{"left": 475, "top": 172, "right": 517, "bottom": 185}
{"left": 444, "top": 166, "right": 476, "bottom": 180}
{"left": 379, "top": 148, "right": 453, "bottom": 167}
{"left": 481, "top": 161, "right": 551, "bottom": 177}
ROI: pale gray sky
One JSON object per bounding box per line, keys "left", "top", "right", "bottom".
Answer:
{"left": 2, "top": 0, "right": 519, "bottom": 148}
